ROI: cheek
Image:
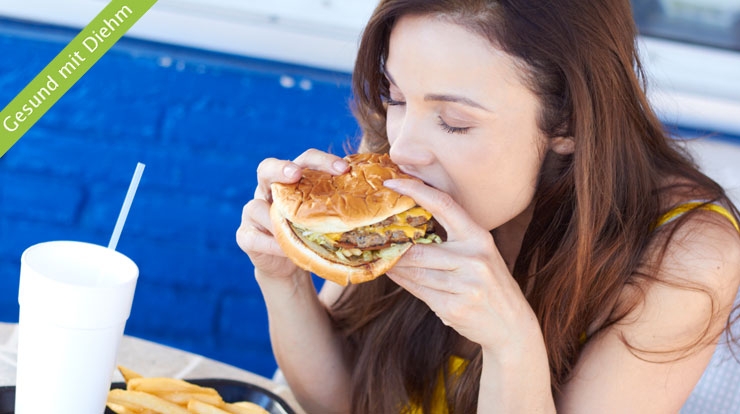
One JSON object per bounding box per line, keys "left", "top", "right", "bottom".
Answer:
{"left": 385, "top": 109, "right": 402, "bottom": 143}
{"left": 450, "top": 143, "right": 544, "bottom": 229}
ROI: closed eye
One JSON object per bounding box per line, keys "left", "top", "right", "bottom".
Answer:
{"left": 437, "top": 116, "right": 470, "bottom": 134}
{"left": 385, "top": 97, "right": 406, "bottom": 106}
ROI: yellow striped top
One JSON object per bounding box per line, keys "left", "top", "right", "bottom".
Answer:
{"left": 654, "top": 200, "right": 739, "bottom": 232}
{"left": 404, "top": 356, "right": 468, "bottom": 414}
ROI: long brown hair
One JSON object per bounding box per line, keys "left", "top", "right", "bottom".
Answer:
{"left": 329, "top": 1, "right": 740, "bottom": 412}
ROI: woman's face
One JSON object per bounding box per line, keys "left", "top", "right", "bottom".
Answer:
{"left": 385, "top": 15, "right": 549, "bottom": 231}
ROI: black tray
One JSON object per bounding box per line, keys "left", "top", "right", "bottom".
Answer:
{"left": 0, "top": 378, "right": 296, "bottom": 414}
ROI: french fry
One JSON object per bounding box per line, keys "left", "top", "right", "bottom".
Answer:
{"left": 106, "top": 401, "right": 143, "bottom": 414}
{"left": 118, "top": 365, "right": 144, "bottom": 382}
{"left": 110, "top": 366, "right": 271, "bottom": 414}
{"left": 186, "top": 399, "right": 231, "bottom": 414}
{"left": 128, "top": 377, "right": 219, "bottom": 395}
{"left": 107, "top": 389, "right": 191, "bottom": 414}
{"left": 156, "top": 391, "right": 224, "bottom": 406}
{"left": 107, "top": 401, "right": 157, "bottom": 414}
{"left": 223, "top": 401, "right": 270, "bottom": 414}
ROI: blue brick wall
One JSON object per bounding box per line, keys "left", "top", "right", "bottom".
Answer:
{"left": 0, "top": 18, "right": 358, "bottom": 377}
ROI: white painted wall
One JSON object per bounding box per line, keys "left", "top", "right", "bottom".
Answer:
{"left": 0, "top": 0, "right": 377, "bottom": 72}
{"left": 683, "top": 139, "right": 740, "bottom": 207}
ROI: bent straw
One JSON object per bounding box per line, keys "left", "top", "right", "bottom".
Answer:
{"left": 108, "top": 162, "right": 146, "bottom": 250}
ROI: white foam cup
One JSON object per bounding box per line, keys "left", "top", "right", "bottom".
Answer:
{"left": 15, "top": 240, "right": 139, "bottom": 414}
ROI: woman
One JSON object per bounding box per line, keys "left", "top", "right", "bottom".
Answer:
{"left": 237, "top": 0, "right": 740, "bottom": 412}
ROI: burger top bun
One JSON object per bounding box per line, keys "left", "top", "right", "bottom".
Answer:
{"left": 270, "top": 153, "right": 420, "bottom": 234}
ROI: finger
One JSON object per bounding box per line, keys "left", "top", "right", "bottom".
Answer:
{"left": 384, "top": 179, "right": 486, "bottom": 242}
{"left": 395, "top": 244, "right": 459, "bottom": 271}
{"left": 255, "top": 150, "right": 349, "bottom": 202}
{"left": 237, "top": 200, "right": 284, "bottom": 256}
{"left": 387, "top": 264, "right": 463, "bottom": 294}
{"left": 255, "top": 158, "right": 302, "bottom": 202}
{"left": 386, "top": 271, "right": 460, "bottom": 321}
{"left": 236, "top": 221, "right": 287, "bottom": 257}
{"left": 292, "top": 149, "right": 349, "bottom": 174}
{"left": 241, "top": 199, "right": 273, "bottom": 234}
{"left": 387, "top": 271, "right": 478, "bottom": 329}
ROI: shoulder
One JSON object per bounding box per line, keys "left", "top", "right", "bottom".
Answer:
{"left": 651, "top": 201, "right": 740, "bottom": 288}
{"left": 622, "top": 203, "right": 740, "bottom": 354}
{"left": 650, "top": 177, "right": 739, "bottom": 292}
{"left": 559, "top": 205, "right": 740, "bottom": 411}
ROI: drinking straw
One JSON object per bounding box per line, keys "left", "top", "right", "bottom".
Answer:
{"left": 108, "top": 162, "right": 146, "bottom": 250}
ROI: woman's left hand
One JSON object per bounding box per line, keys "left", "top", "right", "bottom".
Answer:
{"left": 384, "top": 178, "right": 542, "bottom": 353}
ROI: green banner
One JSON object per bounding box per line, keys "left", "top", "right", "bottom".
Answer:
{"left": 0, "top": 0, "right": 158, "bottom": 157}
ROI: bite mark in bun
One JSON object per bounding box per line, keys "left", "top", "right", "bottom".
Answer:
{"left": 270, "top": 153, "right": 442, "bottom": 286}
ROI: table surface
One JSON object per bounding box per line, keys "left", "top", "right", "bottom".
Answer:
{"left": 0, "top": 322, "right": 305, "bottom": 413}
{"left": 3, "top": 320, "right": 740, "bottom": 413}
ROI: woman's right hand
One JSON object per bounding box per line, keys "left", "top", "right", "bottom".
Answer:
{"left": 236, "top": 149, "right": 350, "bottom": 281}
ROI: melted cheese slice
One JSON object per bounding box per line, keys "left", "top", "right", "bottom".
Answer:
{"left": 324, "top": 206, "right": 432, "bottom": 242}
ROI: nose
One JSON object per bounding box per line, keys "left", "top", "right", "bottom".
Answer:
{"left": 387, "top": 114, "right": 434, "bottom": 170}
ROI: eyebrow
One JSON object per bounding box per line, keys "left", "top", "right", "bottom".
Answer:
{"left": 383, "top": 68, "right": 491, "bottom": 112}
{"left": 423, "top": 93, "right": 490, "bottom": 111}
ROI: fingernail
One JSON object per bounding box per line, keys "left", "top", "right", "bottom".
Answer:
{"left": 283, "top": 164, "right": 299, "bottom": 178}
{"left": 333, "top": 160, "right": 348, "bottom": 173}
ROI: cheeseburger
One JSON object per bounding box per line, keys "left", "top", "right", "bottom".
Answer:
{"left": 270, "top": 153, "right": 442, "bottom": 286}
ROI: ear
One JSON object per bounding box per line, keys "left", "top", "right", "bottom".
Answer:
{"left": 549, "top": 136, "right": 575, "bottom": 155}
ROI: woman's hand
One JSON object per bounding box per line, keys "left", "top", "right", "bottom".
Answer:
{"left": 383, "top": 178, "right": 542, "bottom": 354}
{"left": 237, "top": 150, "right": 356, "bottom": 412}
{"left": 236, "top": 149, "right": 349, "bottom": 280}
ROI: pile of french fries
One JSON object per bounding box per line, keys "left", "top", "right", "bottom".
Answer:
{"left": 106, "top": 366, "right": 270, "bottom": 414}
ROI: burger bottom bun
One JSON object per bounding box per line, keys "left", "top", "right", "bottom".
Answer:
{"left": 270, "top": 204, "right": 411, "bottom": 286}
